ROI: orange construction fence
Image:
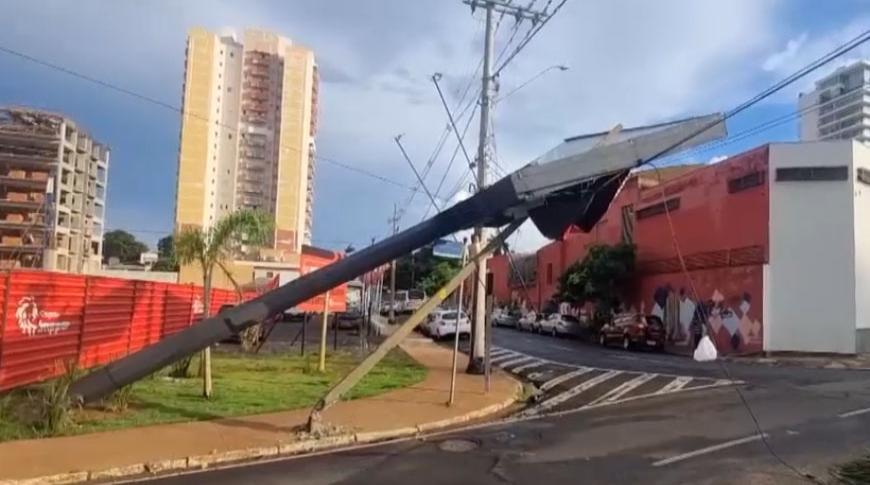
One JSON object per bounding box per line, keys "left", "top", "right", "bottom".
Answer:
{"left": 0, "top": 268, "right": 344, "bottom": 391}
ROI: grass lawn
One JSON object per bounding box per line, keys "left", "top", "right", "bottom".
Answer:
{"left": 0, "top": 348, "right": 426, "bottom": 442}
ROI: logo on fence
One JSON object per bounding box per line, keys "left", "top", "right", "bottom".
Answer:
{"left": 192, "top": 296, "right": 204, "bottom": 315}
{"left": 15, "top": 296, "right": 71, "bottom": 337}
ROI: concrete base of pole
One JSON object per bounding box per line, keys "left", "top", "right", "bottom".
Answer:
{"left": 466, "top": 356, "right": 485, "bottom": 375}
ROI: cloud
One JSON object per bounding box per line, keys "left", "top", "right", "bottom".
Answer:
{"left": 0, "top": 0, "right": 821, "bottom": 253}
{"left": 708, "top": 155, "right": 729, "bottom": 165}
{"left": 762, "top": 33, "right": 808, "bottom": 72}
{"left": 757, "top": 15, "right": 870, "bottom": 99}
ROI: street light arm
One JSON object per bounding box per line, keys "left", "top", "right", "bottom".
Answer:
{"left": 495, "top": 65, "right": 568, "bottom": 103}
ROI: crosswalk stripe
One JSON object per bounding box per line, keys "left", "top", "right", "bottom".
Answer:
{"left": 531, "top": 370, "right": 622, "bottom": 414}
{"left": 490, "top": 352, "right": 521, "bottom": 364}
{"left": 498, "top": 355, "right": 536, "bottom": 369}
{"left": 490, "top": 347, "right": 512, "bottom": 357}
{"left": 512, "top": 359, "right": 547, "bottom": 373}
{"left": 587, "top": 373, "right": 657, "bottom": 406}
{"left": 655, "top": 376, "right": 692, "bottom": 395}
{"left": 540, "top": 367, "right": 594, "bottom": 392}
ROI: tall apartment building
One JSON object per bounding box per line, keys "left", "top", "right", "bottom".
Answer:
{"left": 799, "top": 59, "right": 870, "bottom": 144}
{"left": 0, "top": 107, "right": 108, "bottom": 273}
{"left": 175, "top": 27, "right": 318, "bottom": 288}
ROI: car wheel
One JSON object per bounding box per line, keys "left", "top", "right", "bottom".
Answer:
{"left": 599, "top": 333, "right": 607, "bottom": 347}
{"left": 622, "top": 335, "right": 631, "bottom": 351}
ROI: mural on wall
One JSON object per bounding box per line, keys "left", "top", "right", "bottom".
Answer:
{"left": 645, "top": 278, "right": 763, "bottom": 354}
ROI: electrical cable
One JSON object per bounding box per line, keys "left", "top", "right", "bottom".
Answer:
{"left": 646, "top": 159, "right": 822, "bottom": 484}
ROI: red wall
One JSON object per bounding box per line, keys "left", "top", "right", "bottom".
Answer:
{"left": 488, "top": 145, "right": 770, "bottom": 355}
{"left": 0, "top": 256, "right": 346, "bottom": 390}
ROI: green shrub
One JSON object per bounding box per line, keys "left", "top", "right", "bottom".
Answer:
{"left": 169, "top": 356, "right": 195, "bottom": 378}
{"left": 37, "top": 361, "right": 81, "bottom": 435}
{"left": 105, "top": 384, "right": 135, "bottom": 412}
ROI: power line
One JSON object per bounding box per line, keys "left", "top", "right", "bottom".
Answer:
{"left": 0, "top": 43, "right": 438, "bottom": 200}
{"left": 493, "top": 0, "right": 568, "bottom": 77}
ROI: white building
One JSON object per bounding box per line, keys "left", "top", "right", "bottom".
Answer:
{"left": 765, "top": 140, "right": 870, "bottom": 354}
{"left": 799, "top": 60, "right": 870, "bottom": 144}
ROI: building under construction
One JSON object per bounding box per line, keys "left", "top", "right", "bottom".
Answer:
{"left": 0, "top": 107, "right": 108, "bottom": 273}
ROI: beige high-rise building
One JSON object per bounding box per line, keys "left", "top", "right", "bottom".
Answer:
{"left": 175, "top": 27, "right": 318, "bottom": 287}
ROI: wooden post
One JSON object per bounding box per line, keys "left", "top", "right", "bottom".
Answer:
{"left": 318, "top": 291, "right": 331, "bottom": 372}
{"left": 484, "top": 294, "right": 493, "bottom": 393}
{"left": 448, "top": 239, "right": 468, "bottom": 406}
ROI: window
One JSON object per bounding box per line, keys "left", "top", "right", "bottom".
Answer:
{"left": 230, "top": 52, "right": 234, "bottom": 58}
{"left": 227, "top": 86, "right": 232, "bottom": 93}
{"left": 228, "top": 133, "right": 233, "bottom": 140}
{"left": 620, "top": 205, "right": 634, "bottom": 244}
{"left": 857, "top": 168, "right": 870, "bottom": 186}
{"left": 636, "top": 198, "right": 681, "bottom": 220}
{"left": 728, "top": 170, "right": 766, "bottom": 193}
{"left": 546, "top": 263, "right": 553, "bottom": 285}
{"left": 776, "top": 166, "right": 848, "bottom": 181}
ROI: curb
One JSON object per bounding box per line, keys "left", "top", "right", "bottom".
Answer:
{"left": 1, "top": 375, "right": 521, "bottom": 485}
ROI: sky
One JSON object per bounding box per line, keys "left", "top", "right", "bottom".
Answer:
{"left": 1, "top": 0, "right": 869, "bottom": 253}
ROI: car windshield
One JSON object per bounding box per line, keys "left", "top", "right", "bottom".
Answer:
{"left": 443, "top": 312, "right": 465, "bottom": 320}
{"left": 408, "top": 289, "right": 425, "bottom": 300}
{"left": 562, "top": 315, "right": 579, "bottom": 323}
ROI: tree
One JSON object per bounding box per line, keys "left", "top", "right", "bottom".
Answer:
{"left": 102, "top": 230, "right": 148, "bottom": 264}
{"left": 419, "top": 259, "right": 461, "bottom": 297}
{"left": 154, "top": 235, "right": 179, "bottom": 271}
{"left": 558, "top": 243, "right": 636, "bottom": 325}
{"left": 175, "top": 209, "right": 273, "bottom": 398}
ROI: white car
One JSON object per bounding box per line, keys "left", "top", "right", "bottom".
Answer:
{"left": 517, "top": 311, "right": 539, "bottom": 332}
{"left": 430, "top": 310, "right": 471, "bottom": 339}
{"left": 539, "top": 313, "right": 582, "bottom": 337}
{"left": 422, "top": 308, "right": 452, "bottom": 335}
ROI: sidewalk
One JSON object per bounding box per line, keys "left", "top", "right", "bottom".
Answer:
{"left": 724, "top": 352, "right": 870, "bottom": 370}
{"left": 0, "top": 338, "right": 521, "bottom": 484}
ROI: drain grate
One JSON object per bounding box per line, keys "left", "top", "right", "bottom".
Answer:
{"left": 438, "top": 438, "right": 479, "bottom": 452}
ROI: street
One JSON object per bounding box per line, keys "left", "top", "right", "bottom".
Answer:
{"left": 137, "top": 328, "right": 870, "bottom": 484}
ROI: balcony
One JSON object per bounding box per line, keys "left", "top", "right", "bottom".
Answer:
{"left": 76, "top": 135, "right": 92, "bottom": 153}
{"left": 75, "top": 152, "right": 88, "bottom": 172}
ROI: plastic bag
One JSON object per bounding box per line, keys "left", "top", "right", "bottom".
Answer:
{"left": 693, "top": 335, "right": 718, "bottom": 362}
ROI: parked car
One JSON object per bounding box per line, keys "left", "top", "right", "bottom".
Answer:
{"left": 422, "top": 308, "right": 452, "bottom": 336}
{"left": 599, "top": 313, "right": 665, "bottom": 350}
{"left": 539, "top": 313, "right": 583, "bottom": 337}
{"left": 517, "top": 311, "right": 540, "bottom": 332}
{"left": 493, "top": 308, "right": 520, "bottom": 328}
{"left": 404, "top": 289, "right": 427, "bottom": 313}
{"left": 430, "top": 310, "right": 471, "bottom": 339}
{"left": 336, "top": 309, "right": 363, "bottom": 330}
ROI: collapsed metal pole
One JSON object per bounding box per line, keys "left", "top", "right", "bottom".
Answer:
{"left": 307, "top": 220, "right": 523, "bottom": 431}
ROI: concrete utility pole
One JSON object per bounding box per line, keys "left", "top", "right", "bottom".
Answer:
{"left": 462, "top": 0, "right": 546, "bottom": 373}
{"left": 388, "top": 204, "right": 399, "bottom": 323}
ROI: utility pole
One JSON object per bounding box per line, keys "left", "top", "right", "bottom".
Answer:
{"left": 463, "top": 0, "right": 548, "bottom": 374}
{"left": 388, "top": 204, "right": 399, "bottom": 323}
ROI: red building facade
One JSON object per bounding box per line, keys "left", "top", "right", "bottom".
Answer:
{"left": 489, "top": 145, "right": 770, "bottom": 355}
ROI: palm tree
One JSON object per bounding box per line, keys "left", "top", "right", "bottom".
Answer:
{"left": 175, "top": 209, "right": 273, "bottom": 398}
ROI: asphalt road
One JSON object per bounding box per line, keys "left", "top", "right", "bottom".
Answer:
{"left": 140, "top": 328, "right": 870, "bottom": 485}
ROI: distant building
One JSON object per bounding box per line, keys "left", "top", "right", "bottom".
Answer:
{"left": 799, "top": 60, "right": 870, "bottom": 144}
{"left": 0, "top": 107, "right": 108, "bottom": 273}
{"left": 174, "top": 27, "right": 319, "bottom": 288}
{"left": 139, "top": 251, "right": 159, "bottom": 266}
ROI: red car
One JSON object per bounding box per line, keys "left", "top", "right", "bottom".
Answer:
{"left": 598, "top": 313, "right": 665, "bottom": 351}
